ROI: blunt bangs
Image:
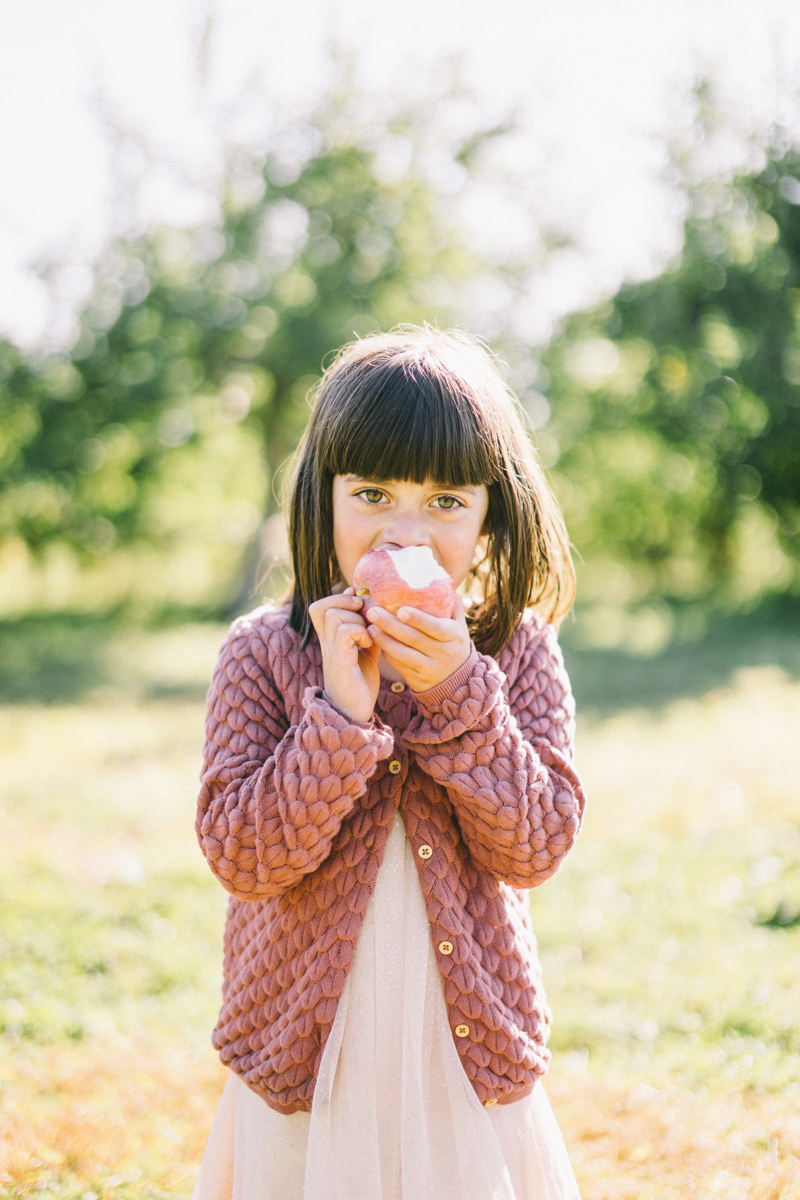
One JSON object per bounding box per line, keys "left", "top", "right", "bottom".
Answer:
{"left": 318, "top": 359, "right": 496, "bottom": 489}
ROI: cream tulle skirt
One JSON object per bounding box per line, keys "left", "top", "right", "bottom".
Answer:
{"left": 192, "top": 814, "right": 581, "bottom": 1200}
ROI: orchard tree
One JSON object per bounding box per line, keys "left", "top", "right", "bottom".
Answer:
{"left": 0, "top": 135, "right": 470, "bottom": 569}
{"left": 543, "top": 149, "right": 800, "bottom": 623}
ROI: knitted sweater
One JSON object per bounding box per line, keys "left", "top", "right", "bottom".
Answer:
{"left": 197, "top": 604, "right": 585, "bottom": 1115}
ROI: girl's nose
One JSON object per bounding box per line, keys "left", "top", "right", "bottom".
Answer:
{"left": 381, "top": 511, "right": 430, "bottom": 550}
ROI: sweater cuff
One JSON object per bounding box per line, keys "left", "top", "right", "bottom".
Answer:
{"left": 404, "top": 648, "right": 507, "bottom": 745}
{"left": 304, "top": 687, "right": 394, "bottom": 745}
{"left": 410, "top": 646, "right": 482, "bottom": 715}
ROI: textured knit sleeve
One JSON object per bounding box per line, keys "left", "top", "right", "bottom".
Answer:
{"left": 196, "top": 617, "right": 395, "bottom": 901}
{"left": 401, "top": 618, "right": 585, "bottom": 889}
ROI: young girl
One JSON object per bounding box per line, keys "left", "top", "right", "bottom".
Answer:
{"left": 192, "top": 328, "right": 585, "bottom": 1200}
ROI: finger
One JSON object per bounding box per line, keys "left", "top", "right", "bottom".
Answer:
{"left": 325, "top": 604, "right": 368, "bottom": 624}
{"left": 311, "top": 611, "right": 366, "bottom": 649}
{"left": 366, "top": 623, "right": 430, "bottom": 668}
{"left": 325, "top": 613, "right": 369, "bottom": 644}
{"left": 398, "top": 595, "right": 470, "bottom": 633}
{"left": 359, "top": 636, "right": 381, "bottom": 663}
{"left": 394, "top": 606, "right": 459, "bottom": 641}
{"left": 333, "top": 621, "right": 374, "bottom": 651}
{"left": 310, "top": 593, "right": 364, "bottom": 613}
{"left": 365, "top": 606, "right": 432, "bottom": 651}
{"left": 366, "top": 605, "right": 455, "bottom": 645}
{"left": 351, "top": 627, "right": 375, "bottom": 650}
{"left": 309, "top": 593, "right": 364, "bottom": 633}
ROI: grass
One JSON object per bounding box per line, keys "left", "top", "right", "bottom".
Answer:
{"left": 537, "top": 664, "right": 800, "bottom": 1198}
{"left": 0, "top": 619, "right": 799, "bottom": 1198}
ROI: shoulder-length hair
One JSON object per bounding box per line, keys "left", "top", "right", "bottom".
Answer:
{"left": 284, "top": 327, "right": 575, "bottom": 658}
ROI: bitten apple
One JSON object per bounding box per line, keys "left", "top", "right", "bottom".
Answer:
{"left": 352, "top": 545, "right": 456, "bottom": 619}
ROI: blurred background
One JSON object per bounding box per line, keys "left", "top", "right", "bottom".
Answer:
{"left": 1, "top": 2, "right": 800, "bottom": 1198}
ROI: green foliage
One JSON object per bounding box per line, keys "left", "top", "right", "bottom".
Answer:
{"left": 0, "top": 139, "right": 466, "bottom": 587}
{"left": 544, "top": 150, "right": 800, "bottom": 637}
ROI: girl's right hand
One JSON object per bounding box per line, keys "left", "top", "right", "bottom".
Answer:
{"left": 308, "top": 588, "right": 380, "bottom": 723}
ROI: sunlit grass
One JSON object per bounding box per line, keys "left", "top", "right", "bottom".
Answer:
{"left": 0, "top": 628, "right": 799, "bottom": 1198}
{"left": 538, "top": 665, "right": 800, "bottom": 1093}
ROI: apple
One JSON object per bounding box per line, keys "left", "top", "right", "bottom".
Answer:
{"left": 351, "top": 545, "right": 456, "bottom": 619}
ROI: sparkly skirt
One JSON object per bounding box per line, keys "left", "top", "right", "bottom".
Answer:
{"left": 192, "top": 814, "right": 581, "bottom": 1200}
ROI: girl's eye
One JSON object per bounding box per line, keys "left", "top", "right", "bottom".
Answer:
{"left": 434, "top": 495, "right": 462, "bottom": 510}
{"left": 357, "top": 489, "right": 385, "bottom": 504}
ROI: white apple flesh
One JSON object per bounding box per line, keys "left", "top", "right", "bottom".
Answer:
{"left": 351, "top": 545, "right": 456, "bottom": 619}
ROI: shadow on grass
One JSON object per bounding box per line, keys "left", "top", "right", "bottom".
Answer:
{"left": 562, "top": 595, "right": 800, "bottom": 715}
{"left": 0, "top": 615, "right": 120, "bottom": 704}
{"left": 0, "top": 609, "right": 222, "bottom": 705}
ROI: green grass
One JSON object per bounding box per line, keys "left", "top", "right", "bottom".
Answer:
{"left": 535, "top": 662, "right": 800, "bottom": 1096}
{"left": 0, "top": 698, "right": 227, "bottom": 1054}
{"left": 536, "top": 795, "right": 800, "bottom": 1091}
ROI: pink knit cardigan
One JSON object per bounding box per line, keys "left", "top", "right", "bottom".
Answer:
{"left": 197, "top": 603, "right": 585, "bottom": 1114}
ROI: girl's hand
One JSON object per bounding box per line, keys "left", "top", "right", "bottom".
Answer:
{"left": 365, "top": 594, "right": 471, "bottom": 693}
{"left": 308, "top": 589, "right": 380, "bottom": 723}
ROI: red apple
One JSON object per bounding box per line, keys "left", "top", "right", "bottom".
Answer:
{"left": 352, "top": 545, "right": 456, "bottom": 619}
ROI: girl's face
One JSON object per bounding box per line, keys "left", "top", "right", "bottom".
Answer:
{"left": 332, "top": 476, "right": 490, "bottom": 591}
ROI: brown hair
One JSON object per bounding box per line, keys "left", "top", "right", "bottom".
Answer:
{"left": 284, "top": 327, "right": 575, "bottom": 658}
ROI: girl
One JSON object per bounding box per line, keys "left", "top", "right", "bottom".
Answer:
{"left": 193, "top": 328, "right": 585, "bottom": 1200}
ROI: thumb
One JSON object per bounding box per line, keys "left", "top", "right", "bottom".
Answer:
{"left": 361, "top": 638, "right": 380, "bottom": 664}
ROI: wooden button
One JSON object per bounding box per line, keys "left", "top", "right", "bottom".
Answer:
{"left": 418, "top": 844, "right": 433, "bottom": 860}
{"left": 484, "top": 1098, "right": 498, "bottom": 1107}
{"left": 438, "top": 940, "right": 453, "bottom": 955}
{"left": 455, "top": 1024, "right": 470, "bottom": 1038}
{"left": 390, "top": 681, "right": 405, "bottom": 693}
{"left": 388, "top": 760, "right": 401, "bottom": 774}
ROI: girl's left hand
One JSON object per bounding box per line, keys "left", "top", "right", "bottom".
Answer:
{"left": 365, "top": 594, "right": 471, "bottom": 693}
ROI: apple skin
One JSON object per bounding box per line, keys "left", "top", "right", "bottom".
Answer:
{"left": 351, "top": 548, "right": 456, "bottom": 619}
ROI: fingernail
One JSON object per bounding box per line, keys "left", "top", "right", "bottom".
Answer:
{"left": 398, "top": 608, "right": 410, "bottom": 620}
{"left": 366, "top": 608, "right": 378, "bottom": 620}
